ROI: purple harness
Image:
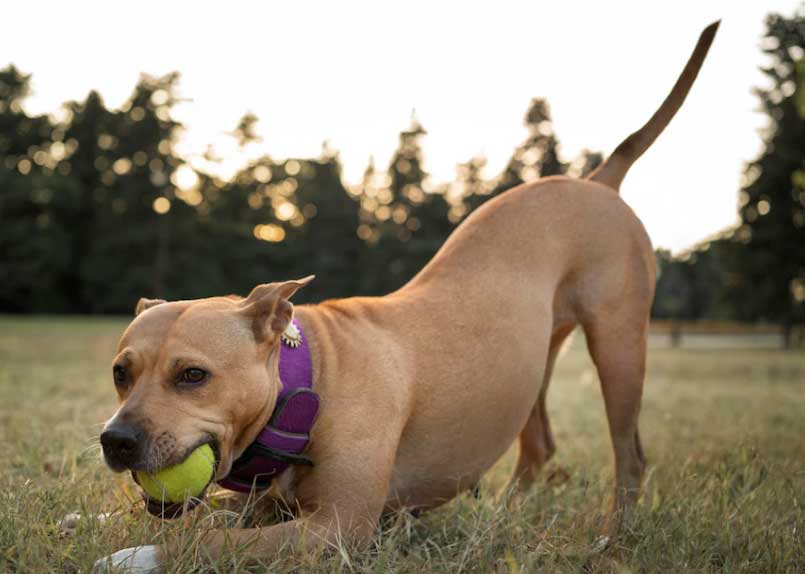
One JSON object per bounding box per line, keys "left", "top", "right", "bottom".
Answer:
{"left": 218, "top": 318, "right": 320, "bottom": 493}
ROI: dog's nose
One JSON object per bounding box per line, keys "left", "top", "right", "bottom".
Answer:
{"left": 101, "top": 423, "right": 144, "bottom": 470}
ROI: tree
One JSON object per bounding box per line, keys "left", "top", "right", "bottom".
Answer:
{"left": 652, "top": 232, "right": 742, "bottom": 326}
{"left": 652, "top": 249, "right": 693, "bottom": 346}
{"left": 0, "top": 65, "right": 78, "bottom": 312}
{"left": 728, "top": 8, "right": 805, "bottom": 346}
{"left": 292, "top": 148, "right": 364, "bottom": 300}
{"left": 449, "top": 155, "right": 488, "bottom": 223}
{"left": 372, "top": 119, "right": 451, "bottom": 292}
{"left": 466, "top": 98, "right": 568, "bottom": 214}
{"left": 229, "top": 112, "right": 262, "bottom": 148}
{"left": 198, "top": 142, "right": 365, "bottom": 302}
{"left": 55, "top": 72, "right": 189, "bottom": 312}
{"left": 0, "top": 67, "right": 622, "bottom": 314}
{"left": 571, "top": 149, "right": 604, "bottom": 178}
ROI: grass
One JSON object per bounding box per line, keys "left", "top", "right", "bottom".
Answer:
{"left": 0, "top": 316, "right": 803, "bottom": 573}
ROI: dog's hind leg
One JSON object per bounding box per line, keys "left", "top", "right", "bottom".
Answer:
{"left": 583, "top": 313, "right": 648, "bottom": 535}
{"left": 511, "top": 324, "right": 575, "bottom": 491}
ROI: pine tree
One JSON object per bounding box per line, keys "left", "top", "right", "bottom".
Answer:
{"left": 467, "top": 98, "right": 568, "bottom": 214}
{"left": 378, "top": 119, "right": 451, "bottom": 291}
{"left": 729, "top": 8, "right": 805, "bottom": 345}
{"left": 229, "top": 112, "right": 262, "bottom": 148}
{"left": 0, "top": 66, "right": 79, "bottom": 312}
{"left": 61, "top": 72, "right": 188, "bottom": 311}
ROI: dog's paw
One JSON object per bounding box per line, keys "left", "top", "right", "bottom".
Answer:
{"left": 94, "top": 545, "right": 161, "bottom": 573}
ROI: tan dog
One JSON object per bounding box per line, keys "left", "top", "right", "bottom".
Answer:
{"left": 97, "top": 22, "right": 719, "bottom": 572}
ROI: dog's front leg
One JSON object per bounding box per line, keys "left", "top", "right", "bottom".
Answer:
{"left": 98, "top": 438, "right": 397, "bottom": 571}
{"left": 192, "top": 457, "right": 395, "bottom": 565}
{"left": 196, "top": 511, "right": 374, "bottom": 561}
{"left": 95, "top": 513, "right": 372, "bottom": 573}
{"left": 188, "top": 429, "right": 400, "bottom": 567}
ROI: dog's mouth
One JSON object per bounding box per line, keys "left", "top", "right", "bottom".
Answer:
{"left": 135, "top": 437, "right": 222, "bottom": 519}
{"left": 207, "top": 438, "right": 221, "bottom": 469}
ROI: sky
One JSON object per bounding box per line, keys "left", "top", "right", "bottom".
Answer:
{"left": 2, "top": 0, "right": 800, "bottom": 252}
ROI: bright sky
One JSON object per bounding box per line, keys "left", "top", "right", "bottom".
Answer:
{"left": 2, "top": 0, "right": 799, "bottom": 252}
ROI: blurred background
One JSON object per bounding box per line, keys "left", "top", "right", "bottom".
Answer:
{"left": 0, "top": 1, "right": 803, "bottom": 347}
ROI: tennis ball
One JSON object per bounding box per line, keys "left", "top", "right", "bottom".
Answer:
{"left": 135, "top": 444, "right": 215, "bottom": 503}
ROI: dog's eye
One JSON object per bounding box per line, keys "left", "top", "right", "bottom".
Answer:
{"left": 113, "top": 365, "right": 127, "bottom": 386}
{"left": 180, "top": 368, "right": 207, "bottom": 385}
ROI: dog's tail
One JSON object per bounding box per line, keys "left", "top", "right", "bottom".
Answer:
{"left": 588, "top": 21, "right": 720, "bottom": 191}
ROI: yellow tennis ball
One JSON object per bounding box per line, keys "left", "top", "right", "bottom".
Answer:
{"left": 135, "top": 444, "right": 215, "bottom": 503}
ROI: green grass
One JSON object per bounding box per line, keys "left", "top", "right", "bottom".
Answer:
{"left": 1, "top": 316, "right": 803, "bottom": 573}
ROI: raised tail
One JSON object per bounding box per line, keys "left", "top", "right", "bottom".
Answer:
{"left": 588, "top": 21, "right": 720, "bottom": 191}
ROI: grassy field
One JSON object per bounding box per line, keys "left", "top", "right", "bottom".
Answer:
{"left": 0, "top": 316, "right": 803, "bottom": 573}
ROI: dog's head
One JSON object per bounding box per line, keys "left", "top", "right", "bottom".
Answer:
{"left": 100, "top": 276, "right": 313, "bottom": 481}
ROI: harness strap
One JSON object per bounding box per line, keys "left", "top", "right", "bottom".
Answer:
{"left": 218, "top": 318, "right": 319, "bottom": 493}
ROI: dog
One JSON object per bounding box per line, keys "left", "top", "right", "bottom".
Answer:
{"left": 96, "top": 22, "right": 719, "bottom": 572}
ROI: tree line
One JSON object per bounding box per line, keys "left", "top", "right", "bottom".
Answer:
{"left": 0, "top": 63, "right": 600, "bottom": 312}
{"left": 1, "top": 10, "right": 802, "bottom": 344}
{"left": 652, "top": 9, "right": 805, "bottom": 346}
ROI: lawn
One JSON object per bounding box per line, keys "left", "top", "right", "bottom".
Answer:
{"left": 0, "top": 316, "right": 803, "bottom": 573}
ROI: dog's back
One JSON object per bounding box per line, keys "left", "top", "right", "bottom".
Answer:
{"left": 385, "top": 22, "right": 720, "bottom": 516}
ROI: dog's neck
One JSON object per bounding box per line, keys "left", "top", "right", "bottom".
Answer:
{"left": 218, "top": 316, "right": 319, "bottom": 493}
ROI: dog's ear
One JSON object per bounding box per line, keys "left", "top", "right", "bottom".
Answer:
{"left": 240, "top": 275, "right": 314, "bottom": 342}
{"left": 135, "top": 297, "right": 166, "bottom": 316}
